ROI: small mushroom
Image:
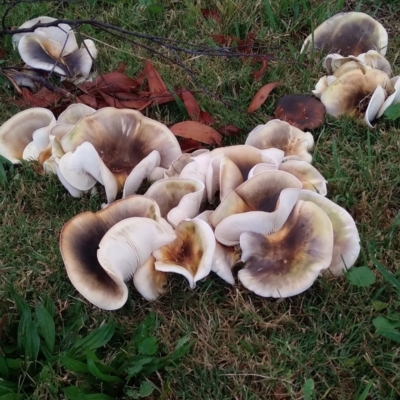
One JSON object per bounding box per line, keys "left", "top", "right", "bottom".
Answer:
{"left": 153, "top": 219, "right": 215, "bottom": 289}
{"left": 245, "top": 120, "right": 314, "bottom": 163}
{"left": 60, "top": 195, "right": 173, "bottom": 310}
{"left": 301, "top": 12, "right": 388, "bottom": 57}
{"left": 144, "top": 177, "right": 205, "bottom": 228}
{"left": 238, "top": 200, "right": 334, "bottom": 298}
{"left": 0, "top": 108, "right": 55, "bottom": 163}
{"left": 211, "top": 170, "right": 303, "bottom": 246}
{"left": 298, "top": 190, "right": 360, "bottom": 276}
{"left": 133, "top": 256, "right": 168, "bottom": 301}
{"left": 274, "top": 94, "right": 326, "bottom": 130}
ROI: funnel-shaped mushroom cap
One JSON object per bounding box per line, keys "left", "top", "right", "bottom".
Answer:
{"left": 210, "top": 145, "right": 284, "bottom": 179}
{"left": 60, "top": 108, "right": 182, "bottom": 185}
{"left": 179, "top": 151, "right": 211, "bottom": 184}
{"left": 60, "top": 195, "right": 170, "bottom": 310}
{"left": 63, "top": 39, "right": 97, "bottom": 79}
{"left": 59, "top": 141, "right": 118, "bottom": 204}
{"left": 211, "top": 171, "right": 302, "bottom": 246}
{"left": 312, "top": 75, "right": 338, "bottom": 98}
{"left": 274, "top": 95, "right": 326, "bottom": 130}
{"left": 279, "top": 159, "right": 327, "bottom": 195}
{"left": 364, "top": 85, "right": 387, "bottom": 127}
{"left": 238, "top": 200, "right": 334, "bottom": 297}
{"left": 196, "top": 210, "right": 239, "bottom": 285}
{"left": 57, "top": 103, "right": 96, "bottom": 125}
{"left": 153, "top": 219, "right": 215, "bottom": 289}
{"left": 206, "top": 154, "right": 244, "bottom": 203}
{"left": 144, "top": 178, "right": 205, "bottom": 228}
{"left": 321, "top": 68, "right": 391, "bottom": 118}
{"left": 245, "top": 120, "right": 314, "bottom": 163}
{"left": 13, "top": 16, "right": 78, "bottom": 55}
{"left": 97, "top": 217, "right": 175, "bottom": 299}
{"left": 133, "top": 256, "right": 168, "bottom": 301}
{"left": 0, "top": 108, "right": 55, "bottom": 163}
{"left": 377, "top": 76, "right": 400, "bottom": 118}
{"left": 301, "top": 12, "right": 388, "bottom": 56}
{"left": 298, "top": 190, "right": 360, "bottom": 276}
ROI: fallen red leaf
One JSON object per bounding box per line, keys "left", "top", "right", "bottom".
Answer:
{"left": 199, "top": 111, "right": 215, "bottom": 125}
{"left": 180, "top": 90, "right": 200, "bottom": 121}
{"left": 16, "top": 87, "right": 62, "bottom": 107}
{"left": 150, "top": 91, "right": 175, "bottom": 106}
{"left": 117, "top": 62, "right": 126, "bottom": 73}
{"left": 170, "top": 121, "right": 222, "bottom": 145}
{"left": 145, "top": 60, "right": 168, "bottom": 94}
{"left": 248, "top": 82, "right": 284, "bottom": 113}
{"left": 77, "top": 94, "right": 98, "bottom": 108}
{"left": 210, "top": 34, "right": 243, "bottom": 47}
{"left": 252, "top": 59, "right": 268, "bottom": 81}
{"left": 80, "top": 72, "right": 140, "bottom": 93}
{"left": 239, "top": 32, "right": 256, "bottom": 54}
{"left": 201, "top": 9, "right": 220, "bottom": 22}
{"left": 179, "top": 138, "right": 203, "bottom": 153}
{"left": 219, "top": 124, "right": 240, "bottom": 136}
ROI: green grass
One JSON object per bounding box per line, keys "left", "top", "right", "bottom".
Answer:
{"left": 1, "top": 0, "right": 400, "bottom": 399}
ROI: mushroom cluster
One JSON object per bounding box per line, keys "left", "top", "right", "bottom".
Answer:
{"left": 12, "top": 16, "right": 97, "bottom": 85}
{"left": 0, "top": 108, "right": 357, "bottom": 309}
{"left": 302, "top": 11, "right": 398, "bottom": 127}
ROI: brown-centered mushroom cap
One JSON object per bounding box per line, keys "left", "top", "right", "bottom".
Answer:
{"left": 60, "top": 195, "right": 170, "bottom": 310}
{"left": 274, "top": 94, "right": 326, "bottom": 130}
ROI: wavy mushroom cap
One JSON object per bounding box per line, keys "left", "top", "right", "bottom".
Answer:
{"left": 13, "top": 16, "right": 78, "bottom": 55}
{"left": 238, "top": 200, "right": 334, "bottom": 298}
{"left": 245, "top": 120, "right": 314, "bottom": 163}
{"left": 211, "top": 170, "right": 302, "bottom": 246}
{"left": 153, "top": 219, "right": 215, "bottom": 289}
{"left": 320, "top": 68, "right": 391, "bottom": 118}
{"left": 298, "top": 190, "right": 360, "bottom": 276}
{"left": 0, "top": 108, "right": 55, "bottom": 163}
{"left": 301, "top": 12, "right": 388, "bottom": 56}
{"left": 57, "top": 103, "right": 96, "bottom": 125}
{"left": 144, "top": 177, "right": 205, "bottom": 227}
{"left": 60, "top": 195, "right": 169, "bottom": 310}
{"left": 60, "top": 108, "right": 182, "bottom": 185}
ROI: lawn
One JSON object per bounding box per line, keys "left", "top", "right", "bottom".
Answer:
{"left": 0, "top": 0, "right": 400, "bottom": 399}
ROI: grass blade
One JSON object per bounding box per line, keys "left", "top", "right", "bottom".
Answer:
{"left": 35, "top": 305, "right": 55, "bottom": 354}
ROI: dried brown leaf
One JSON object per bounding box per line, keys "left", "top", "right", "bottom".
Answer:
{"left": 170, "top": 121, "right": 222, "bottom": 145}
{"left": 201, "top": 9, "right": 220, "bottom": 22}
{"left": 199, "top": 111, "right": 215, "bottom": 125}
{"left": 248, "top": 82, "right": 284, "bottom": 113}
{"left": 181, "top": 90, "right": 200, "bottom": 121}
{"left": 145, "top": 60, "right": 167, "bottom": 94}
{"left": 219, "top": 124, "right": 240, "bottom": 136}
{"left": 252, "top": 59, "right": 268, "bottom": 81}
{"left": 179, "top": 138, "right": 203, "bottom": 153}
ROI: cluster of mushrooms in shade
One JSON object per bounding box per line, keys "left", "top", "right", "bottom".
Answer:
{"left": 2, "top": 10, "right": 395, "bottom": 310}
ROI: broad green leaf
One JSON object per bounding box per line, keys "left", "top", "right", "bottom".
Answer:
{"left": 133, "top": 314, "right": 156, "bottom": 344}
{"left": 73, "top": 318, "right": 115, "bottom": 352}
{"left": 24, "top": 321, "right": 40, "bottom": 361}
{"left": 138, "top": 337, "right": 158, "bottom": 356}
{"left": 146, "top": 4, "right": 164, "bottom": 14}
{"left": 139, "top": 381, "right": 155, "bottom": 397}
{"left": 42, "top": 295, "right": 56, "bottom": 318}
{"left": 357, "top": 381, "right": 373, "bottom": 400}
{"left": 126, "top": 357, "right": 155, "bottom": 379}
{"left": 303, "top": 378, "right": 314, "bottom": 400}
{"left": 0, "top": 380, "right": 18, "bottom": 395}
{"left": 35, "top": 305, "right": 55, "bottom": 354}
{"left": 86, "top": 350, "right": 122, "bottom": 383}
{"left": 369, "top": 252, "right": 400, "bottom": 292}
{"left": 373, "top": 316, "right": 400, "bottom": 331}
{"left": 9, "top": 291, "right": 29, "bottom": 316}
{"left": 0, "top": 162, "right": 7, "bottom": 183}
{"left": 63, "top": 386, "right": 87, "bottom": 400}
{"left": 384, "top": 102, "right": 400, "bottom": 121}
{"left": 60, "top": 356, "right": 89, "bottom": 373}
{"left": 17, "top": 309, "right": 32, "bottom": 352}
{"left": 346, "top": 266, "right": 376, "bottom": 287}
{"left": 0, "top": 394, "right": 23, "bottom": 400}
{"left": 0, "top": 354, "right": 9, "bottom": 379}
{"left": 175, "top": 335, "right": 190, "bottom": 350}
{"left": 377, "top": 329, "right": 400, "bottom": 343}
{"left": 372, "top": 301, "right": 388, "bottom": 311}
{"left": 5, "top": 359, "right": 21, "bottom": 370}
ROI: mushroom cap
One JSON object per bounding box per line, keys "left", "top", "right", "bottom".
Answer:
{"left": 298, "top": 190, "right": 360, "bottom": 276}
{"left": 364, "top": 85, "right": 387, "bottom": 128}
{"left": 57, "top": 103, "right": 96, "bottom": 125}
{"left": 60, "top": 195, "right": 170, "bottom": 310}
{"left": 13, "top": 16, "right": 78, "bottom": 55}
{"left": 153, "top": 219, "right": 215, "bottom": 289}
{"left": 133, "top": 256, "right": 168, "bottom": 301}
{"left": 279, "top": 159, "right": 327, "bottom": 195}
{"left": 377, "top": 76, "right": 400, "bottom": 118}
{"left": 274, "top": 95, "right": 326, "bottom": 130}
{"left": 144, "top": 177, "right": 205, "bottom": 228}
{"left": 245, "top": 120, "right": 314, "bottom": 163}
{"left": 60, "top": 108, "right": 182, "bottom": 185}
{"left": 0, "top": 108, "right": 55, "bottom": 163}
{"left": 320, "top": 68, "right": 391, "bottom": 118}
{"left": 301, "top": 12, "right": 388, "bottom": 56}
{"left": 238, "top": 200, "right": 334, "bottom": 298}
{"left": 211, "top": 170, "right": 302, "bottom": 245}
